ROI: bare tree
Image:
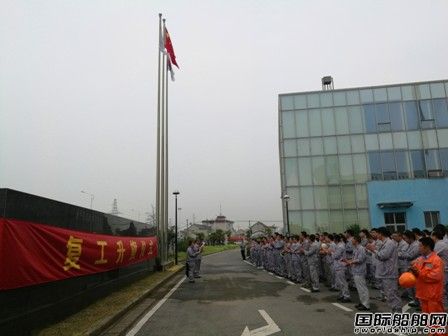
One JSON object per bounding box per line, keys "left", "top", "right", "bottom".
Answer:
{"left": 145, "top": 205, "right": 157, "bottom": 227}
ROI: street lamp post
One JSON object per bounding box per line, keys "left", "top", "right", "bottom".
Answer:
{"left": 81, "top": 190, "right": 94, "bottom": 209}
{"left": 283, "top": 194, "right": 290, "bottom": 235}
{"left": 173, "top": 191, "right": 180, "bottom": 265}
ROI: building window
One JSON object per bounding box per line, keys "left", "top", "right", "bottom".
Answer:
{"left": 439, "top": 148, "right": 448, "bottom": 177}
{"left": 384, "top": 212, "right": 406, "bottom": 233}
{"left": 419, "top": 100, "right": 435, "bottom": 129}
{"left": 376, "top": 103, "right": 391, "bottom": 132}
{"left": 389, "top": 102, "right": 405, "bottom": 131}
{"left": 403, "top": 101, "right": 419, "bottom": 130}
{"left": 424, "top": 211, "right": 440, "bottom": 229}
{"left": 363, "top": 104, "right": 376, "bottom": 133}
{"left": 368, "top": 151, "right": 382, "bottom": 180}
{"left": 433, "top": 98, "right": 448, "bottom": 128}
{"left": 410, "top": 150, "right": 426, "bottom": 178}
{"left": 381, "top": 151, "right": 397, "bottom": 180}
{"left": 425, "top": 149, "right": 443, "bottom": 178}
{"left": 395, "top": 151, "right": 411, "bottom": 179}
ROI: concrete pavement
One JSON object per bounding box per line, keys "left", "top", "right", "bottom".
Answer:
{"left": 108, "top": 249, "right": 408, "bottom": 336}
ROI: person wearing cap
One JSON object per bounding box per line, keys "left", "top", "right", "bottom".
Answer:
{"left": 366, "top": 227, "right": 402, "bottom": 313}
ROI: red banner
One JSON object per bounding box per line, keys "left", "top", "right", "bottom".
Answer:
{"left": 0, "top": 217, "right": 158, "bottom": 290}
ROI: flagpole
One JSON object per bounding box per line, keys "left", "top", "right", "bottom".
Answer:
{"left": 156, "top": 13, "right": 162, "bottom": 254}
{"left": 160, "top": 18, "right": 167, "bottom": 264}
{"left": 163, "top": 19, "right": 169, "bottom": 265}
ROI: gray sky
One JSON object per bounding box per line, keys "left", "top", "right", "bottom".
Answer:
{"left": 1, "top": 0, "right": 448, "bottom": 229}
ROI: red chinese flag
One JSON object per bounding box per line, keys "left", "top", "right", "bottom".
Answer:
{"left": 164, "top": 27, "right": 179, "bottom": 68}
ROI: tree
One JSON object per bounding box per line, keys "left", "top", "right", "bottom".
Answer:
{"left": 145, "top": 205, "right": 156, "bottom": 226}
{"left": 196, "top": 232, "right": 205, "bottom": 241}
{"left": 209, "top": 229, "right": 226, "bottom": 245}
{"left": 346, "top": 224, "right": 361, "bottom": 236}
{"left": 167, "top": 226, "right": 176, "bottom": 249}
{"left": 245, "top": 228, "right": 252, "bottom": 239}
{"left": 265, "top": 227, "right": 272, "bottom": 236}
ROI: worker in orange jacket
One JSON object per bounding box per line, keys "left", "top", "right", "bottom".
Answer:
{"left": 410, "top": 237, "right": 445, "bottom": 314}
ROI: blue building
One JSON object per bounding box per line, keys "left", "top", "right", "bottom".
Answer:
{"left": 278, "top": 79, "right": 448, "bottom": 233}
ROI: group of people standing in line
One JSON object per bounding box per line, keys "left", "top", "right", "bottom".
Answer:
{"left": 242, "top": 224, "right": 448, "bottom": 315}
{"left": 186, "top": 239, "right": 205, "bottom": 283}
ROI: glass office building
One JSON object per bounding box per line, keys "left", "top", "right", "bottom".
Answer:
{"left": 279, "top": 80, "right": 448, "bottom": 234}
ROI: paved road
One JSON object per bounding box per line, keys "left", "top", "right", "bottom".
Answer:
{"left": 126, "top": 249, "right": 405, "bottom": 336}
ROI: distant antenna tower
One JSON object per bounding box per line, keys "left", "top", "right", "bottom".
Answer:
{"left": 110, "top": 198, "right": 121, "bottom": 215}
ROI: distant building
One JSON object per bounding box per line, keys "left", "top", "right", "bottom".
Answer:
{"left": 235, "top": 229, "right": 247, "bottom": 236}
{"left": 180, "top": 214, "right": 236, "bottom": 239}
{"left": 180, "top": 223, "right": 211, "bottom": 239}
{"left": 250, "top": 221, "right": 276, "bottom": 237}
{"left": 202, "top": 215, "right": 235, "bottom": 233}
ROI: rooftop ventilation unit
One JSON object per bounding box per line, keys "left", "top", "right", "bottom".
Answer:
{"left": 322, "top": 76, "right": 334, "bottom": 90}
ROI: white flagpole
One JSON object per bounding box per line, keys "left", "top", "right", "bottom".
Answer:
{"left": 163, "top": 20, "right": 169, "bottom": 266}
{"left": 163, "top": 19, "right": 169, "bottom": 265}
{"left": 160, "top": 18, "right": 167, "bottom": 264}
{"left": 156, "top": 13, "right": 162, "bottom": 251}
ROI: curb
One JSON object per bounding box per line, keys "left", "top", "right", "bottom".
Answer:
{"left": 87, "top": 264, "right": 185, "bottom": 336}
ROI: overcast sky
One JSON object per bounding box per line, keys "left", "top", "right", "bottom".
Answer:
{"left": 1, "top": 0, "right": 448, "bottom": 230}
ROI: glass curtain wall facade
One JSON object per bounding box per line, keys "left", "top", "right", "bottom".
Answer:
{"left": 279, "top": 80, "right": 448, "bottom": 234}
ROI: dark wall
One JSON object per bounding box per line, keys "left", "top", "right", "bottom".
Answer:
{"left": 0, "top": 189, "right": 157, "bottom": 335}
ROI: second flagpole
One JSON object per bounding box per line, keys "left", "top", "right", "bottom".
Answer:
{"left": 156, "top": 13, "right": 162, "bottom": 264}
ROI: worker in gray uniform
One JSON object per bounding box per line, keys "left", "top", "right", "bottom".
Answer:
{"left": 332, "top": 234, "right": 350, "bottom": 302}
{"left": 300, "top": 232, "right": 311, "bottom": 287}
{"left": 273, "top": 234, "right": 285, "bottom": 276}
{"left": 327, "top": 234, "right": 337, "bottom": 291}
{"left": 194, "top": 239, "right": 205, "bottom": 278}
{"left": 284, "top": 238, "right": 292, "bottom": 279}
{"left": 186, "top": 240, "right": 200, "bottom": 283}
{"left": 348, "top": 235, "right": 370, "bottom": 311}
{"left": 302, "top": 234, "right": 321, "bottom": 292}
{"left": 366, "top": 227, "right": 402, "bottom": 313}
{"left": 255, "top": 240, "right": 263, "bottom": 268}
{"left": 360, "top": 229, "right": 373, "bottom": 285}
{"left": 344, "top": 229, "right": 355, "bottom": 289}
{"left": 393, "top": 232, "right": 409, "bottom": 298}
{"left": 290, "top": 236, "right": 302, "bottom": 283}
{"left": 268, "top": 236, "right": 275, "bottom": 272}
{"left": 400, "top": 230, "right": 420, "bottom": 306}
{"left": 393, "top": 233, "right": 409, "bottom": 275}
{"left": 432, "top": 229, "right": 448, "bottom": 308}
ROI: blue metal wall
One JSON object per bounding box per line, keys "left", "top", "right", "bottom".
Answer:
{"left": 367, "top": 179, "right": 448, "bottom": 229}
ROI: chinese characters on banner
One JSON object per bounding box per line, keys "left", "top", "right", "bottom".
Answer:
{"left": 0, "top": 217, "right": 158, "bottom": 290}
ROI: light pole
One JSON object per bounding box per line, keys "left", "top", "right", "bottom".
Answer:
{"left": 173, "top": 191, "right": 180, "bottom": 265}
{"left": 283, "top": 194, "right": 290, "bottom": 235}
{"left": 81, "top": 190, "right": 94, "bottom": 209}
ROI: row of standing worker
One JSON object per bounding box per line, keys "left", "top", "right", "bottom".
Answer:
{"left": 242, "top": 224, "right": 448, "bottom": 315}
{"left": 186, "top": 239, "right": 205, "bottom": 283}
